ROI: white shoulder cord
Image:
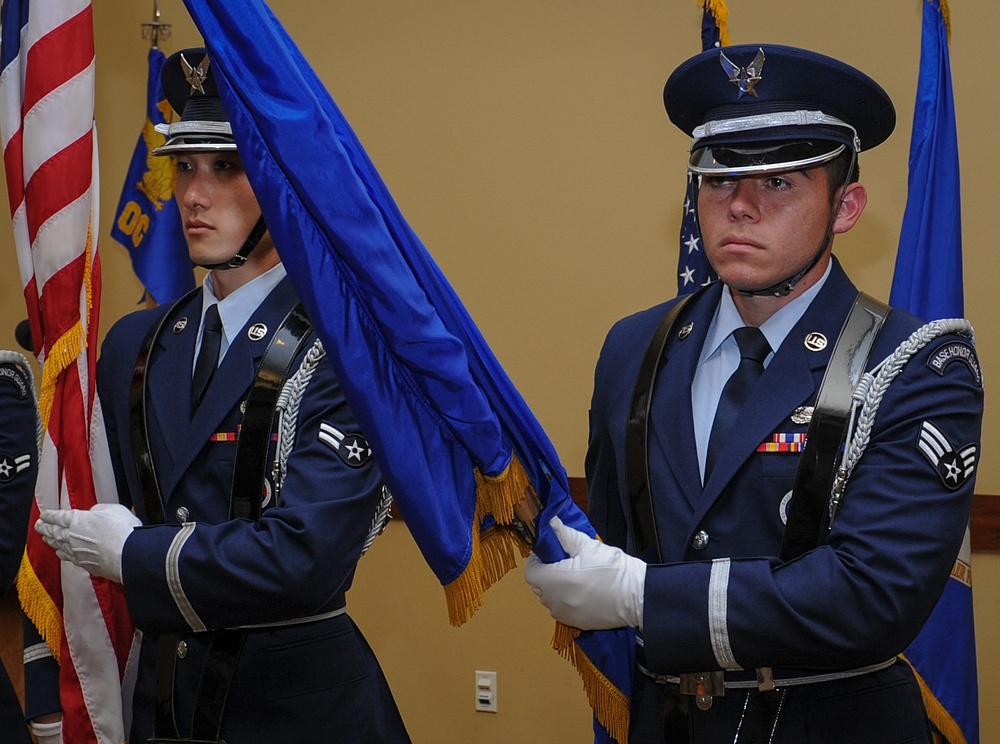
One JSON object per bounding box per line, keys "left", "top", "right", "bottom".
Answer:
{"left": 829, "top": 319, "right": 975, "bottom": 523}
{"left": 272, "top": 338, "right": 393, "bottom": 556}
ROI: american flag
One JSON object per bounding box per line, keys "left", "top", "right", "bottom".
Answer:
{"left": 675, "top": 2, "right": 728, "bottom": 296}
{"left": 676, "top": 170, "right": 716, "bottom": 294}
{"left": 0, "top": 1, "right": 133, "bottom": 742}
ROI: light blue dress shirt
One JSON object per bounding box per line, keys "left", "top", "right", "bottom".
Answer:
{"left": 192, "top": 262, "right": 288, "bottom": 374}
{"left": 692, "top": 261, "right": 832, "bottom": 482}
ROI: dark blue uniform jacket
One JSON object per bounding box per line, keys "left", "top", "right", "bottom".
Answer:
{"left": 587, "top": 259, "right": 983, "bottom": 743}
{"left": 97, "top": 277, "right": 409, "bottom": 743}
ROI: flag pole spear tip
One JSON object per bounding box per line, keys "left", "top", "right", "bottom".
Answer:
{"left": 140, "top": 0, "right": 172, "bottom": 50}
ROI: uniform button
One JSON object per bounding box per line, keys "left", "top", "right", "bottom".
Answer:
{"left": 691, "top": 530, "right": 710, "bottom": 550}
{"left": 176, "top": 506, "right": 190, "bottom": 524}
{"left": 176, "top": 640, "right": 188, "bottom": 659}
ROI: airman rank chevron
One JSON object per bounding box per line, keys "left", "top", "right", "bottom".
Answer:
{"left": 0, "top": 453, "right": 30, "bottom": 482}
{"left": 917, "top": 420, "right": 976, "bottom": 490}
{"left": 318, "top": 422, "right": 372, "bottom": 467}
{"left": 757, "top": 433, "right": 808, "bottom": 452}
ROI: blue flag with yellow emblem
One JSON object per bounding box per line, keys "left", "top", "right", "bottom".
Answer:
{"left": 890, "top": 2, "right": 978, "bottom": 742}
{"left": 110, "top": 47, "right": 193, "bottom": 304}
{"left": 178, "top": 0, "right": 633, "bottom": 740}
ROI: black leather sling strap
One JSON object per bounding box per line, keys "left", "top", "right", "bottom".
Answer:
{"left": 188, "top": 302, "right": 312, "bottom": 743}
{"left": 624, "top": 292, "right": 699, "bottom": 561}
{"left": 625, "top": 290, "right": 889, "bottom": 569}
{"left": 129, "top": 296, "right": 313, "bottom": 743}
{"left": 779, "top": 292, "right": 889, "bottom": 561}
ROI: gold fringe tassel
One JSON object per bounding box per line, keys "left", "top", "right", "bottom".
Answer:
{"left": 36, "top": 214, "right": 95, "bottom": 431}
{"left": 443, "top": 454, "right": 534, "bottom": 626}
{"left": 16, "top": 551, "right": 63, "bottom": 663}
{"left": 37, "top": 320, "right": 84, "bottom": 432}
{"left": 698, "top": 0, "right": 732, "bottom": 46}
{"left": 900, "top": 654, "right": 967, "bottom": 744}
{"left": 552, "top": 621, "right": 631, "bottom": 743}
{"left": 18, "top": 212, "right": 96, "bottom": 660}
{"left": 443, "top": 455, "right": 631, "bottom": 740}
{"left": 934, "top": 0, "right": 952, "bottom": 42}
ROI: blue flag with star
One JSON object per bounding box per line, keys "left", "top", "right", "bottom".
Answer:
{"left": 890, "top": 3, "right": 978, "bottom": 742}
{"left": 110, "top": 48, "right": 194, "bottom": 304}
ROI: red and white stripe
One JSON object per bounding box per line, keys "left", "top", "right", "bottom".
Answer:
{"left": 0, "top": 2, "right": 133, "bottom": 743}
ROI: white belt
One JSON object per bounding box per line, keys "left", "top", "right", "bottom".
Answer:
{"left": 236, "top": 605, "right": 347, "bottom": 630}
{"left": 638, "top": 657, "right": 897, "bottom": 689}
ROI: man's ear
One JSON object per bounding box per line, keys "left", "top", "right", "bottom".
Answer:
{"left": 831, "top": 182, "right": 867, "bottom": 235}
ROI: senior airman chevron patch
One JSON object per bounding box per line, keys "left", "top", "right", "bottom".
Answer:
{"left": 917, "top": 420, "right": 976, "bottom": 490}
{"left": 318, "top": 422, "right": 373, "bottom": 468}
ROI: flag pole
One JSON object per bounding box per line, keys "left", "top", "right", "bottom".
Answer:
{"left": 141, "top": 1, "right": 171, "bottom": 50}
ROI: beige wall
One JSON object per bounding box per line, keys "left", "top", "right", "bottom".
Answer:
{"left": 1, "top": 1, "right": 997, "bottom": 741}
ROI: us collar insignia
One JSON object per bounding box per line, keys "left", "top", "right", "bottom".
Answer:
{"left": 181, "top": 52, "right": 211, "bottom": 95}
{"left": 247, "top": 323, "right": 268, "bottom": 341}
{"left": 720, "top": 48, "right": 765, "bottom": 99}
{"left": 804, "top": 332, "right": 827, "bottom": 352}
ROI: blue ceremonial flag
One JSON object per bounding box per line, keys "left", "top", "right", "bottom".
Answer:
{"left": 890, "top": 2, "right": 978, "bottom": 742}
{"left": 179, "top": 0, "right": 633, "bottom": 740}
{"left": 676, "top": 1, "right": 728, "bottom": 295}
{"left": 109, "top": 47, "right": 193, "bottom": 304}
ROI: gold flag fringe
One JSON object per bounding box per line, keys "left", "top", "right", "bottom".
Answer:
{"left": 16, "top": 552, "right": 63, "bottom": 662}
{"left": 933, "top": 0, "right": 952, "bottom": 42}
{"left": 553, "top": 621, "right": 631, "bottom": 744}
{"left": 444, "top": 454, "right": 534, "bottom": 626}
{"left": 443, "top": 454, "right": 630, "bottom": 740}
{"left": 698, "top": 0, "right": 732, "bottom": 46}
{"left": 35, "top": 218, "right": 95, "bottom": 431}
{"left": 37, "top": 320, "right": 84, "bottom": 431}
{"left": 901, "top": 654, "right": 967, "bottom": 744}
{"left": 18, "top": 216, "right": 96, "bottom": 661}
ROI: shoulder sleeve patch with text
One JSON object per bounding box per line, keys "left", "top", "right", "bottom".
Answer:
{"left": 926, "top": 340, "right": 982, "bottom": 386}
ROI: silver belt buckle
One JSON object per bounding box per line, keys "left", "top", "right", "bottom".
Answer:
{"left": 679, "top": 671, "right": 725, "bottom": 710}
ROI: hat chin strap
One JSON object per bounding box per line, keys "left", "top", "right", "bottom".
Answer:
{"left": 196, "top": 214, "right": 268, "bottom": 271}
{"left": 736, "top": 226, "right": 832, "bottom": 298}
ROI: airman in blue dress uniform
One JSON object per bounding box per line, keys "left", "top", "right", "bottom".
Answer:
{"left": 35, "top": 48, "right": 409, "bottom": 743}
{"left": 526, "top": 44, "right": 983, "bottom": 743}
{"left": 0, "top": 352, "right": 37, "bottom": 744}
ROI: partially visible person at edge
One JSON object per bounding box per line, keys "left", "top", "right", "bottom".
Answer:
{"left": 525, "top": 44, "right": 983, "bottom": 743}
{"left": 31, "top": 47, "right": 410, "bottom": 743}
{"left": 0, "top": 351, "right": 38, "bottom": 744}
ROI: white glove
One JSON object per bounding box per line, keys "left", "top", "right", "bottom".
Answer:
{"left": 524, "top": 516, "right": 646, "bottom": 630}
{"left": 35, "top": 504, "right": 141, "bottom": 584}
{"left": 29, "top": 718, "right": 62, "bottom": 744}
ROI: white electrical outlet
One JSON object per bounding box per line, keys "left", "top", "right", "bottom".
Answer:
{"left": 475, "top": 669, "right": 498, "bottom": 713}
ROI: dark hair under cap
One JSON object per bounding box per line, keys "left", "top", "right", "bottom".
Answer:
{"left": 663, "top": 44, "right": 895, "bottom": 176}
{"left": 153, "top": 47, "right": 237, "bottom": 156}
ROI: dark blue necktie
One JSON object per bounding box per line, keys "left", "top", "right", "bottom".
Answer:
{"left": 706, "top": 326, "right": 771, "bottom": 479}
{"left": 191, "top": 303, "right": 223, "bottom": 409}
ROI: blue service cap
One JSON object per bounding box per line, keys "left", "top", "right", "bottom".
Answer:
{"left": 663, "top": 44, "right": 895, "bottom": 176}
{"left": 153, "top": 47, "right": 236, "bottom": 156}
